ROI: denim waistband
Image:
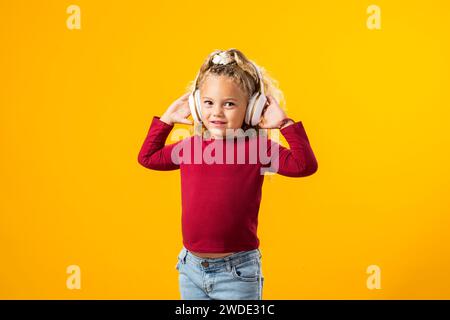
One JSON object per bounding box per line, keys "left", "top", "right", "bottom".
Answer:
{"left": 178, "top": 246, "right": 262, "bottom": 269}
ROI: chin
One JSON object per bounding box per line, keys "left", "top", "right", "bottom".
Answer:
{"left": 207, "top": 127, "right": 226, "bottom": 138}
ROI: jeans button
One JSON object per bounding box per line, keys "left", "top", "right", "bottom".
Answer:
{"left": 201, "top": 261, "right": 209, "bottom": 267}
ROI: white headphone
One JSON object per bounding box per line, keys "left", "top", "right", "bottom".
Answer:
{"left": 188, "top": 59, "right": 267, "bottom": 127}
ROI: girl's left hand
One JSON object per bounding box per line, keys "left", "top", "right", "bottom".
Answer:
{"left": 258, "top": 95, "right": 287, "bottom": 129}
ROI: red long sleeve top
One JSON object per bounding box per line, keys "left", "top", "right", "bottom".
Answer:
{"left": 138, "top": 116, "right": 318, "bottom": 252}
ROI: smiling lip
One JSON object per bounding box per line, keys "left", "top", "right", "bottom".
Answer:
{"left": 210, "top": 120, "right": 227, "bottom": 126}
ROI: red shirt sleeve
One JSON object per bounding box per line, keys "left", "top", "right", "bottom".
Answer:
{"left": 266, "top": 121, "right": 318, "bottom": 177}
{"left": 137, "top": 116, "right": 183, "bottom": 171}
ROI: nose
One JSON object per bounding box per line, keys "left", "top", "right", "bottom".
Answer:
{"left": 212, "top": 104, "right": 224, "bottom": 117}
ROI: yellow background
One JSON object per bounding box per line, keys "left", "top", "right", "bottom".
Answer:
{"left": 1, "top": 0, "right": 449, "bottom": 299}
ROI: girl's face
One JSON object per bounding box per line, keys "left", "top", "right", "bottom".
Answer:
{"left": 199, "top": 74, "right": 249, "bottom": 139}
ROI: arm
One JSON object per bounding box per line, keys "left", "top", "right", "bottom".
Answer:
{"left": 266, "top": 120, "right": 318, "bottom": 177}
{"left": 137, "top": 116, "right": 182, "bottom": 171}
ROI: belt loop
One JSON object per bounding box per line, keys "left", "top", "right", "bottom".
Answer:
{"left": 182, "top": 247, "right": 188, "bottom": 264}
{"left": 226, "top": 261, "right": 231, "bottom": 272}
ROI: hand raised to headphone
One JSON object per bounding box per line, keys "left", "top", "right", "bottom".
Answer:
{"left": 160, "top": 92, "right": 193, "bottom": 126}
{"left": 258, "top": 95, "right": 289, "bottom": 129}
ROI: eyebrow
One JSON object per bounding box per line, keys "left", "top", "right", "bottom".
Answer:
{"left": 202, "top": 96, "right": 237, "bottom": 101}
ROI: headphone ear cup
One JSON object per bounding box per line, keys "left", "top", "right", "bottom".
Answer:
{"left": 194, "top": 90, "right": 202, "bottom": 122}
{"left": 249, "top": 94, "right": 268, "bottom": 126}
{"left": 246, "top": 94, "right": 258, "bottom": 125}
{"left": 189, "top": 90, "right": 202, "bottom": 123}
{"left": 188, "top": 91, "right": 200, "bottom": 123}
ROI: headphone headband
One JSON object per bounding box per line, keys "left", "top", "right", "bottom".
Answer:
{"left": 193, "top": 59, "right": 264, "bottom": 98}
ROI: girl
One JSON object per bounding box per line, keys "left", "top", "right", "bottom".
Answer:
{"left": 138, "top": 49, "right": 318, "bottom": 300}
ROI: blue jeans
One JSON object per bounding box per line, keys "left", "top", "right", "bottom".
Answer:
{"left": 175, "top": 246, "right": 264, "bottom": 300}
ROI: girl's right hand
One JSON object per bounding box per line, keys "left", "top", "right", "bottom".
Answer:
{"left": 160, "top": 93, "right": 193, "bottom": 126}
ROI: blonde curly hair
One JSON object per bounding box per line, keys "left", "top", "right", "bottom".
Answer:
{"left": 185, "top": 48, "right": 286, "bottom": 135}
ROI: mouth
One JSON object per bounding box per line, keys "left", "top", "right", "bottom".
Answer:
{"left": 210, "top": 120, "right": 227, "bottom": 127}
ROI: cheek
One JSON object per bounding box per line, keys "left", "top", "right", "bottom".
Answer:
{"left": 201, "top": 107, "right": 210, "bottom": 118}
{"left": 227, "top": 108, "right": 246, "bottom": 123}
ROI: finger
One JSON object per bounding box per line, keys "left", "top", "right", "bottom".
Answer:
{"left": 258, "top": 117, "right": 265, "bottom": 127}
{"left": 179, "top": 119, "right": 193, "bottom": 125}
{"left": 177, "top": 109, "right": 191, "bottom": 119}
{"left": 269, "top": 95, "right": 279, "bottom": 105}
{"left": 183, "top": 107, "right": 191, "bottom": 115}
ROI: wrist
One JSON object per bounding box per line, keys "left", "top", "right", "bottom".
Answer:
{"left": 160, "top": 114, "right": 174, "bottom": 126}
{"left": 279, "top": 117, "right": 295, "bottom": 130}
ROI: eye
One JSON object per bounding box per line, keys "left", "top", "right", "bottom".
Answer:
{"left": 203, "top": 100, "right": 213, "bottom": 107}
{"left": 224, "top": 102, "right": 235, "bottom": 108}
